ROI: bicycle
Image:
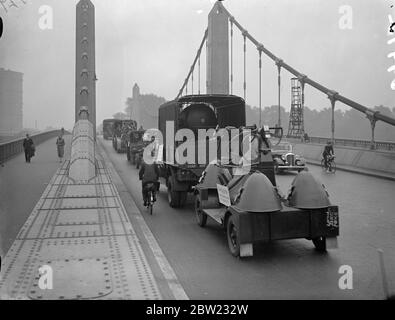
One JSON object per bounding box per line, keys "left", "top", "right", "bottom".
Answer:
{"left": 145, "top": 182, "right": 157, "bottom": 215}
{"left": 321, "top": 155, "right": 336, "bottom": 173}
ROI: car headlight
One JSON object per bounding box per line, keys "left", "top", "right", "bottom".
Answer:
{"left": 296, "top": 157, "right": 306, "bottom": 165}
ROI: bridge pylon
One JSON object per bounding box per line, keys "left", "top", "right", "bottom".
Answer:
{"left": 207, "top": 1, "right": 229, "bottom": 94}
{"left": 75, "top": 0, "right": 96, "bottom": 139}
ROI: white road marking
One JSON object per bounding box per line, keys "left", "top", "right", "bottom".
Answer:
{"left": 98, "top": 139, "right": 189, "bottom": 300}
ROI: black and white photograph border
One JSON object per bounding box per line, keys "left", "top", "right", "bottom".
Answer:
{"left": 0, "top": 0, "right": 394, "bottom": 303}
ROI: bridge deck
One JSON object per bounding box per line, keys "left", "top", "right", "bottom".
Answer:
{"left": 1, "top": 136, "right": 394, "bottom": 299}
{"left": 0, "top": 155, "right": 161, "bottom": 299}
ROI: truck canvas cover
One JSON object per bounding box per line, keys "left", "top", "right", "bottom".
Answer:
{"left": 158, "top": 95, "right": 246, "bottom": 165}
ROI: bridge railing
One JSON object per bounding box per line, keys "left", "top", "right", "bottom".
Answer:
{"left": 0, "top": 129, "right": 65, "bottom": 164}
{"left": 288, "top": 136, "right": 395, "bottom": 152}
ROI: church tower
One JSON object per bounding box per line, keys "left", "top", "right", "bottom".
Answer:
{"left": 132, "top": 83, "right": 141, "bottom": 127}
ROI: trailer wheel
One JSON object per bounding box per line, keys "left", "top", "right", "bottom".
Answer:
{"left": 227, "top": 215, "right": 240, "bottom": 257}
{"left": 312, "top": 237, "right": 327, "bottom": 252}
{"left": 167, "top": 180, "right": 180, "bottom": 208}
{"left": 195, "top": 195, "right": 207, "bottom": 227}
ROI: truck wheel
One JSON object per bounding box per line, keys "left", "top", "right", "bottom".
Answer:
{"left": 167, "top": 181, "right": 180, "bottom": 208}
{"left": 195, "top": 195, "right": 207, "bottom": 227}
{"left": 312, "top": 237, "right": 327, "bottom": 252}
{"left": 136, "top": 157, "right": 140, "bottom": 169}
{"left": 227, "top": 215, "right": 240, "bottom": 257}
{"left": 179, "top": 191, "right": 187, "bottom": 207}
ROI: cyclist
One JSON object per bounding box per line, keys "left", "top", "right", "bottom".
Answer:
{"left": 139, "top": 149, "right": 160, "bottom": 207}
{"left": 323, "top": 141, "right": 334, "bottom": 171}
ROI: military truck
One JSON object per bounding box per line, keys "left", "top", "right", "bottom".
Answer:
{"left": 126, "top": 129, "right": 146, "bottom": 167}
{"left": 102, "top": 119, "right": 117, "bottom": 140}
{"left": 158, "top": 94, "right": 246, "bottom": 208}
{"left": 112, "top": 119, "right": 137, "bottom": 153}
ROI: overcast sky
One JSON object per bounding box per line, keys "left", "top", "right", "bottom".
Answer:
{"left": 0, "top": 0, "right": 394, "bottom": 130}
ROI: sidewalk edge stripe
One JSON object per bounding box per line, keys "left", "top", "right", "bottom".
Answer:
{"left": 98, "top": 139, "right": 189, "bottom": 300}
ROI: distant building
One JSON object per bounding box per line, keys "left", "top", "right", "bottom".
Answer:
{"left": 126, "top": 83, "right": 165, "bottom": 130}
{"left": 0, "top": 68, "right": 23, "bottom": 136}
{"left": 131, "top": 83, "right": 141, "bottom": 126}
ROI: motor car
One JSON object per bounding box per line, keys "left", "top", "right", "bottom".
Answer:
{"left": 271, "top": 141, "right": 306, "bottom": 173}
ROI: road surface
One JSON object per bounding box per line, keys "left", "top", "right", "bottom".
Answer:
{"left": 100, "top": 137, "right": 395, "bottom": 300}
{"left": 1, "top": 136, "right": 394, "bottom": 299}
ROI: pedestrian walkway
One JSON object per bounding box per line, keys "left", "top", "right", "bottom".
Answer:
{"left": 0, "top": 137, "right": 187, "bottom": 300}
{"left": 0, "top": 136, "right": 72, "bottom": 256}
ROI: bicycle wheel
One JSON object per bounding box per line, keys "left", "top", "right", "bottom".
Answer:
{"left": 148, "top": 202, "right": 153, "bottom": 215}
{"left": 330, "top": 161, "right": 336, "bottom": 173}
{"left": 321, "top": 159, "right": 326, "bottom": 171}
{"left": 148, "top": 191, "right": 153, "bottom": 215}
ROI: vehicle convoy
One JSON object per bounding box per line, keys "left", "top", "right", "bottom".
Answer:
{"left": 102, "top": 119, "right": 117, "bottom": 140}
{"left": 126, "top": 129, "right": 147, "bottom": 167}
{"left": 158, "top": 94, "right": 246, "bottom": 208}
{"left": 271, "top": 141, "right": 306, "bottom": 173}
{"left": 112, "top": 119, "right": 137, "bottom": 153}
{"left": 194, "top": 126, "right": 339, "bottom": 258}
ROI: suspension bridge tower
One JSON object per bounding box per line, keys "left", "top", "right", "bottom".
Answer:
{"left": 75, "top": 0, "right": 96, "bottom": 138}
{"left": 207, "top": 1, "right": 229, "bottom": 94}
{"left": 287, "top": 78, "right": 304, "bottom": 138}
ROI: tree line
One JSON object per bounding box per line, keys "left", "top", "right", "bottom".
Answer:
{"left": 111, "top": 93, "right": 395, "bottom": 142}
{"left": 246, "top": 104, "right": 395, "bottom": 141}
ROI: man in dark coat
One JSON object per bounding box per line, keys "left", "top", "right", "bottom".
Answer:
{"left": 22, "top": 134, "right": 35, "bottom": 163}
{"left": 322, "top": 141, "right": 334, "bottom": 171}
{"left": 139, "top": 150, "right": 160, "bottom": 206}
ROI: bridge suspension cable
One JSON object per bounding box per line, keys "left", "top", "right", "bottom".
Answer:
{"left": 258, "top": 47, "right": 262, "bottom": 127}
{"left": 218, "top": 3, "right": 395, "bottom": 142}
{"left": 176, "top": 29, "right": 208, "bottom": 99}
{"left": 198, "top": 56, "right": 201, "bottom": 94}
{"left": 230, "top": 19, "right": 233, "bottom": 94}
{"left": 243, "top": 31, "right": 247, "bottom": 101}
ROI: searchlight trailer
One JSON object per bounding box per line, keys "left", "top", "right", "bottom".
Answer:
{"left": 194, "top": 125, "right": 339, "bottom": 258}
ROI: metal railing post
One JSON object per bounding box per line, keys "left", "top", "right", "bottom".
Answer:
{"left": 275, "top": 59, "right": 283, "bottom": 127}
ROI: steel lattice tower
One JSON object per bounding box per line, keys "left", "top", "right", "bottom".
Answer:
{"left": 287, "top": 78, "right": 304, "bottom": 138}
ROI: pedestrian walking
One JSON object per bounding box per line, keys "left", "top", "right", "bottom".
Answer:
{"left": 22, "top": 134, "right": 35, "bottom": 163}
{"left": 56, "top": 135, "right": 65, "bottom": 162}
